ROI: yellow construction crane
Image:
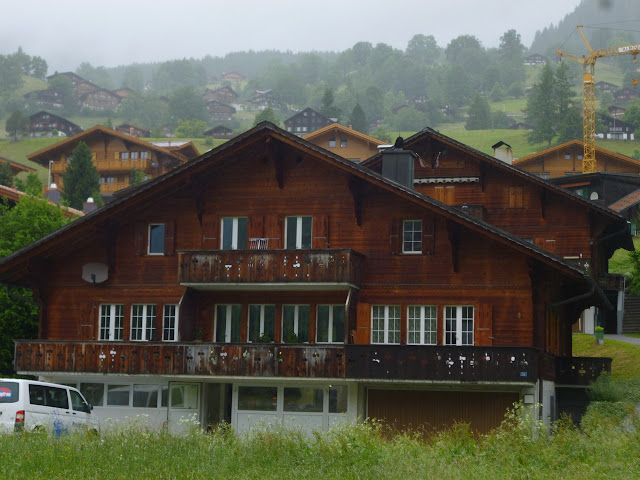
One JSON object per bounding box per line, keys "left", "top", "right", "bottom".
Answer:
{"left": 557, "top": 25, "right": 640, "bottom": 173}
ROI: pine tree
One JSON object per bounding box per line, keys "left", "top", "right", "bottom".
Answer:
{"left": 525, "top": 63, "right": 557, "bottom": 146}
{"left": 349, "top": 103, "right": 368, "bottom": 133}
{"left": 61, "top": 141, "right": 100, "bottom": 210}
{"left": 465, "top": 94, "right": 492, "bottom": 130}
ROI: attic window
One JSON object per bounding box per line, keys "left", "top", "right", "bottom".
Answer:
{"left": 148, "top": 224, "right": 165, "bottom": 255}
{"left": 329, "top": 138, "right": 336, "bottom": 148}
{"left": 340, "top": 138, "right": 347, "bottom": 148}
{"left": 564, "top": 153, "right": 571, "bottom": 160}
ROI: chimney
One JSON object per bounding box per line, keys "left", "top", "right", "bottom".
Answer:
{"left": 381, "top": 137, "right": 416, "bottom": 189}
{"left": 83, "top": 197, "right": 98, "bottom": 214}
{"left": 492, "top": 141, "right": 513, "bottom": 165}
{"left": 47, "top": 183, "right": 60, "bottom": 204}
{"left": 130, "top": 126, "right": 134, "bottom": 136}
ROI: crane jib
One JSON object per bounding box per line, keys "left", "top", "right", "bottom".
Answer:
{"left": 617, "top": 45, "right": 640, "bottom": 53}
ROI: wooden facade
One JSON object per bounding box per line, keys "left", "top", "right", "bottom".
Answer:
{"left": 28, "top": 111, "right": 83, "bottom": 137}
{"left": 0, "top": 123, "right": 621, "bottom": 434}
{"left": 284, "top": 108, "right": 333, "bottom": 136}
{"left": 304, "top": 123, "right": 386, "bottom": 163}
{"left": 27, "top": 125, "right": 194, "bottom": 195}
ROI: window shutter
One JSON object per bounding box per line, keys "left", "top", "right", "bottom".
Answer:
{"left": 474, "top": 304, "right": 493, "bottom": 346}
{"left": 508, "top": 187, "right": 524, "bottom": 208}
{"left": 164, "top": 221, "right": 175, "bottom": 256}
{"left": 389, "top": 220, "right": 401, "bottom": 255}
{"left": 312, "top": 214, "right": 329, "bottom": 248}
{"left": 445, "top": 186, "right": 455, "bottom": 204}
{"left": 134, "top": 222, "right": 146, "bottom": 256}
{"left": 201, "top": 214, "right": 219, "bottom": 249}
{"left": 355, "top": 302, "right": 371, "bottom": 344}
{"left": 423, "top": 215, "right": 435, "bottom": 255}
{"left": 544, "top": 239, "right": 556, "bottom": 253}
{"left": 114, "top": 152, "right": 120, "bottom": 160}
{"left": 434, "top": 187, "right": 445, "bottom": 203}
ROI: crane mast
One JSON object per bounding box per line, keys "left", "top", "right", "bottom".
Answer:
{"left": 557, "top": 25, "right": 640, "bottom": 173}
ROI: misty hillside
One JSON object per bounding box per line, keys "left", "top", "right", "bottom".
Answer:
{"left": 530, "top": 0, "right": 640, "bottom": 57}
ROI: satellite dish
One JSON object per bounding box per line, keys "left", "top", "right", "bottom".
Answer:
{"left": 590, "top": 192, "right": 599, "bottom": 200}
{"left": 82, "top": 263, "right": 109, "bottom": 284}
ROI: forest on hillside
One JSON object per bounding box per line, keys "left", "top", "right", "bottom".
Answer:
{"left": 1, "top": 0, "right": 639, "bottom": 141}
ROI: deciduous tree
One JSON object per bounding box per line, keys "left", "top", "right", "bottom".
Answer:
{"left": 5, "top": 110, "right": 28, "bottom": 141}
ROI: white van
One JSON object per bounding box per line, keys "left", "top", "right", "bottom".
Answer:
{"left": 0, "top": 379, "right": 94, "bottom": 434}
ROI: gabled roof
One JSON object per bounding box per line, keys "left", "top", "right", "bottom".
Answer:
{"left": 514, "top": 140, "right": 640, "bottom": 170}
{"left": 303, "top": 123, "right": 386, "bottom": 147}
{"left": 609, "top": 188, "right": 640, "bottom": 213}
{"left": 0, "top": 123, "right": 607, "bottom": 307}
{"left": 0, "top": 185, "right": 83, "bottom": 217}
{"left": 284, "top": 108, "right": 332, "bottom": 126}
{"left": 0, "top": 157, "right": 37, "bottom": 176}
{"left": 29, "top": 111, "right": 82, "bottom": 129}
{"left": 26, "top": 125, "right": 190, "bottom": 166}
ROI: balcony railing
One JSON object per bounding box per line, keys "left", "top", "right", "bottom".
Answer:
{"left": 542, "top": 353, "right": 612, "bottom": 386}
{"left": 178, "top": 249, "right": 364, "bottom": 288}
{"left": 99, "top": 182, "right": 130, "bottom": 193}
{"left": 95, "top": 159, "right": 150, "bottom": 173}
{"left": 15, "top": 341, "right": 544, "bottom": 383}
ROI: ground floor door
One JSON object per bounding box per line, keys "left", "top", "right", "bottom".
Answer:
{"left": 167, "top": 382, "right": 201, "bottom": 434}
{"left": 367, "top": 389, "right": 519, "bottom": 434}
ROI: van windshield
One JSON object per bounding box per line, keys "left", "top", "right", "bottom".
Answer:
{"left": 0, "top": 382, "right": 19, "bottom": 403}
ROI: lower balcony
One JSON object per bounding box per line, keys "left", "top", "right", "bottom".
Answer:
{"left": 541, "top": 353, "right": 612, "bottom": 386}
{"left": 16, "top": 341, "right": 543, "bottom": 383}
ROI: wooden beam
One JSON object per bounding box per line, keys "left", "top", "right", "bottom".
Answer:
{"left": 446, "top": 221, "right": 460, "bottom": 273}
{"left": 348, "top": 176, "right": 364, "bottom": 226}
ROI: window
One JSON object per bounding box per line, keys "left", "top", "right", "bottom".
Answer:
{"left": 328, "top": 138, "right": 336, "bottom": 148}
{"left": 29, "top": 385, "right": 68, "bottom": 409}
{"left": 403, "top": 220, "right": 422, "bottom": 253}
{"left": 407, "top": 306, "right": 437, "bottom": 344}
{"left": 148, "top": 224, "right": 165, "bottom": 255}
{"left": 238, "top": 386, "right": 277, "bottom": 411}
{"left": 215, "top": 304, "right": 241, "bottom": 342}
{"left": 284, "top": 387, "right": 322, "bottom": 412}
{"left": 80, "top": 383, "right": 104, "bottom": 407}
{"left": 130, "top": 151, "right": 139, "bottom": 159}
{"left": 99, "top": 304, "right": 124, "bottom": 340}
{"left": 248, "top": 305, "right": 275, "bottom": 342}
{"left": 316, "top": 305, "right": 345, "bottom": 343}
{"left": 130, "top": 304, "right": 156, "bottom": 341}
{"left": 444, "top": 306, "right": 474, "bottom": 346}
{"left": 70, "top": 390, "right": 91, "bottom": 413}
{"left": 107, "top": 384, "right": 130, "bottom": 406}
{"left": 541, "top": 172, "right": 550, "bottom": 180}
{"left": 133, "top": 384, "right": 159, "bottom": 408}
{"left": 141, "top": 151, "right": 149, "bottom": 159}
{"left": 371, "top": 305, "right": 400, "bottom": 344}
{"left": 340, "top": 138, "right": 347, "bottom": 147}
{"left": 285, "top": 216, "right": 312, "bottom": 249}
{"left": 120, "top": 152, "right": 129, "bottom": 160}
{"left": 163, "top": 305, "right": 179, "bottom": 341}
{"left": 564, "top": 153, "right": 571, "bottom": 160}
{"left": 282, "top": 305, "right": 310, "bottom": 342}
{"left": 221, "top": 217, "right": 248, "bottom": 250}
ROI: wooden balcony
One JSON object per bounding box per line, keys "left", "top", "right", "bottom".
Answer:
{"left": 50, "top": 162, "right": 67, "bottom": 174}
{"left": 541, "top": 353, "right": 612, "bottom": 386}
{"left": 15, "top": 341, "right": 542, "bottom": 383}
{"left": 345, "top": 345, "right": 538, "bottom": 383}
{"left": 178, "top": 249, "right": 364, "bottom": 290}
{"left": 99, "top": 182, "right": 130, "bottom": 193}
{"left": 95, "top": 159, "right": 149, "bottom": 173}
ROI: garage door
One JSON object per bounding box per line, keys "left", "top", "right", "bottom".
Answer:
{"left": 367, "top": 389, "right": 519, "bottom": 434}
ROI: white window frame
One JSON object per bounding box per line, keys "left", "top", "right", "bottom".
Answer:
{"left": 99, "top": 304, "right": 124, "bottom": 341}
{"left": 316, "top": 305, "right": 345, "bottom": 344}
{"left": 148, "top": 223, "right": 165, "bottom": 255}
{"left": 130, "top": 304, "right": 156, "bottom": 341}
{"left": 285, "top": 216, "right": 312, "bottom": 249}
{"left": 163, "top": 304, "right": 179, "bottom": 341}
{"left": 220, "top": 217, "right": 248, "bottom": 250}
{"left": 215, "top": 304, "right": 241, "bottom": 343}
{"left": 402, "top": 220, "right": 423, "bottom": 254}
{"left": 282, "top": 305, "right": 310, "bottom": 342}
{"left": 371, "top": 305, "right": 401, "bottom": 344}
{"left": 444, "top": 305, "right": 474, "bottom": 346}
{"left": 407, "top": 305, "right": 437, "bottom": 345}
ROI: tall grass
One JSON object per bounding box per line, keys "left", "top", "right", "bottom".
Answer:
{"left": 1, "top": 393, "right": 639, "bottom": 480}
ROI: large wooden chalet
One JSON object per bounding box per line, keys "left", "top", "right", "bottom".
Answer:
{"left": 513, "top": 140, "right": 640, "bottom": 178}
{"left": 364, "top": 129, "right": 633, "bottom": 336}
{"left": 0, "top": 123, "right": 624, "bottom": 434}
{"left": 28, "top": 111, "right": 83, "bottom": 138}
{"left": 285, "top": 108, "right": 333, "bottom": 136}
{"left": 27, "top": 126, "right": 198, "bottom": 195}
{"left": 304, "top": 123, "right": 387, "bottom": 163}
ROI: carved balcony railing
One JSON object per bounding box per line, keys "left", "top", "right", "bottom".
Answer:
{"left": 15, "top": 341, "right": 542, "bottom": 383}
{"left": 541, "top": 353, "right": 612, "bottom": 386}
{"left": 178, "top": 249, "right": 364, "bottom": 289}
{"left": 345, "top": 345, "right": 538, "bottom": 383}
{"left": 94, "top": 159, "right": 150, "bottom": 173}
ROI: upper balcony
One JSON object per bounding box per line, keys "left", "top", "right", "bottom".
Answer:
{"left": 178, "top": 249, "right": 364, "bottom": 290}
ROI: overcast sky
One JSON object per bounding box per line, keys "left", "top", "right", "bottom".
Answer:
{"left": 1, "top": 0, "right": 583, "bottom": 73}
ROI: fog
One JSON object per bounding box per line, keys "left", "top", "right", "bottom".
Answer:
{"left": 1, "top": 0, "right": 582, "bottom": 72}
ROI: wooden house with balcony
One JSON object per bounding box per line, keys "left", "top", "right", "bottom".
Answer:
{"left": 362, "top": 129, "right": 633, "bottom": 337}
{"left": 0, "top": 123, "right": 617, "bottom": 434}
{"left": 28, "top": 111, "right": 83, "bottom": 137}
{"left": 26, "top": 125, "right": 196, "bottom": 196}
{"left": 0, "top": 156, "right": 37, "bottom": 178}
{"left": 303, "top": 123, "right": 387, "bottom": 163}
